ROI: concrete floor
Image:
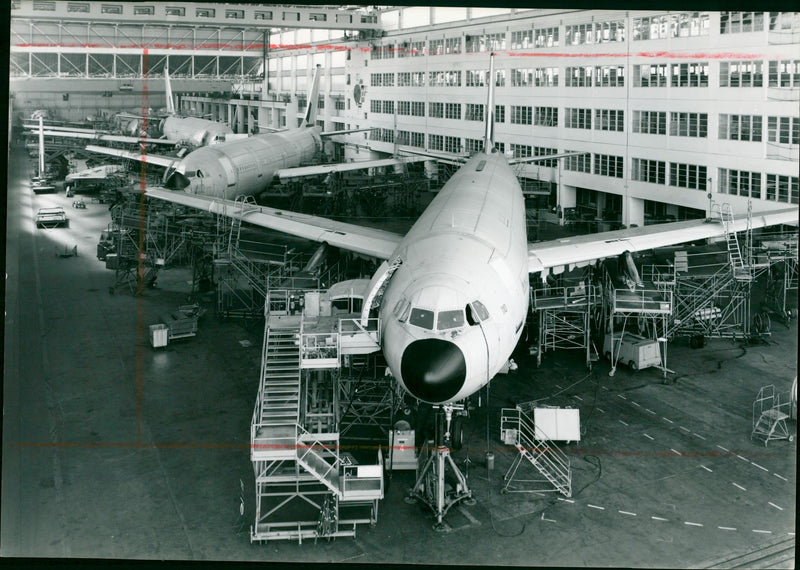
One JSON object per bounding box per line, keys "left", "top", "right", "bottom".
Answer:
{"left": 3, "top": 144, "right": 796, "bottom": 567}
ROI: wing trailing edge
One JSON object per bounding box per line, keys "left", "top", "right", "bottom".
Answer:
{"left": 527, "top": 207, "right": 799, "bottom": 276}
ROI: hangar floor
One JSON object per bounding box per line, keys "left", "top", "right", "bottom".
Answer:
{"left": 3, "top": 144, "right": 796, "bottom": 567}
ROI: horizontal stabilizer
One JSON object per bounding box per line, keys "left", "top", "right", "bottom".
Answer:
{"left": 528, "top": 207, "right": 799, "bottom": 276}
{"left": 146, "top": 188, "right": 403, "bottom": 259}
{"left": 509, "top": 151, "right": 589, "bottom": 165}
{"left": 320, "top": 127, "right": 377, "bottom": 137}
{"left": 85, "top": 145, "right": 179, "bottom": 168}
{"left": 28, "top": 129, "right": 172, "bottom": 146}
{"left": 396, "top": 146, "right": 467, "bottom": 166}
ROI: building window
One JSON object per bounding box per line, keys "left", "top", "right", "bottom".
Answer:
{"left": 411, "top": 132, "right": 425, "bottom": 148}
{"left": 411, "top": 102, "right": 425, "bottom": 117}
{"left": 33, "top": 1, "right": 56, "bottom": 10}
{"left": 565, "top": 66, "right": 593, "bottom": 87}
{"left": 397, "top": 101, "right": 411, "bottom": 115}
{"left": 511, "top": 29, "right": 534, "bottom": 50}
{"left": 382, "top": 100, "right": 394, "bottom": 114}
{"left": 397, "top": 72, "right": 410, "bottom": 87}
{"left": 429, "top": 71, "right": 461, "bottom": 87}
{"left": 370, "top": 100, "right": 381, "bottom": 113}
{"left": 565, "top": 23, "right": 593, "bottom": 45}
{"left": 196, "top": 8, "right": 215, "bottom": 17}
{"left": 634, "top": 64, "right": 668, "bottom": 87}
{"left": 768, "top": 60, "right": 800, "bottom": 88}
{"left": 134, "top": 5, "right": 154, "bottom": 15}
{"left": 445, "top": 136, "right": 461, "bottom": 153}
{"left": 510, "top": 106, "right": 532, "bottom": 125}
{"left": 465, "top": 104, "right": 484, "bottom": 122}
{"left": 670, "top": 112, "right": 708, "bottom": 138}
{"left": 429, "top": 39, "right": 445, "bottom": 56}
{"left": 767, "top": 116, "right": 800, "bottom": 144}
{"left": 719, "top": 114, "right": 763, "bottom": 141}
{"left": 534, "top": 107, "right": 558, "bottom": 127}
{"left": 445, "top": 103, "right": 461, "bottom": 120}
{"left": 633, "top": 111, "right": 666, "bottom": 135}
{"left": 633, "top": 12, "right": 709, "bottom": 40}
{"left": 410, "top": 72, "right": 425, "bottom": 87}
{"left": 495, "top": 142, "right": 506, "bottom": 154}
{"left": 101, "top": 4, "right": 122, "bottom": 13}
{"left": 466, "top": 32, "right": 506, "bottom": 53}
{"left": 254, "top": 11, "right": 273, "bottom": 20}
{"left": 225, "top": 9, "right": 245, "bottom": 18}
{"left": 534, "top": 26, "right": 559, "bottom": 47}
{"left": 445, "top": 37, "right": 461, "bottom": 54}
{"left": 719, "top": 168, "right": 762, "bottom": 198}
{"left": 534, "top": 147, "right": 558, "bottom": 167}
{"left": 466, "top": 70, "right": 487, "bottom": 87}
{"left": 429, "top": 134, "right": 444, "bottom": 151}
{"left": 670, "top": 62, "right": 709, "bottom": 87}
{"left": 165, "top": 6, "right": 185, "bottom": 17}
{"left": 595, "top": 65, "right": 625, "bottom": 87}
{"left": 370, "top": 73, "right": 382, "bottom": 87}
{"left": 594, "top": 109, "right": 624, "bottom": 132}
{"left": 632, "top": 158, "right": 666, "bottom": 184}
{"left": 382, "top": 73, "right": 395, "bottom": 87}
{"left": 720, "top": 61, "right": 764, "bottom": 87}
{"left": 509, "top": 144, "right": 532, "bottom": 159}
{"left": 720, "top": 12, "right": 765, "bottom": 33}
{"left": 765, "top": 174, "right": 799, "bottom": 204}
{"left": 494, "top": 105, "right": 505, "bottom": 123}
{"left": 309, "top": 13, "right": 327, "bottom": 22}
{"left": 669, "top": 162, "right": 707, "bottom": 190}
{"left": 68, "top": 3, "right": 90, "bottom": 12}
{"left": 566, "top": 108, "right": 592, "bottom": 129}
{"left": 396, "top": 131, "right": 410, "bottom": 146}
{"left": 465, "top": 138, "right": 483, "bottom": 154}
{"left": 534, "top": 67, "right": 559, "bottom": 87}
{"left": 594, "top": 154, "right": 624, "bottom": 178}
{"left": 511, "top": 68, "right": 533, "bottom": 87}
{"left": 429, "top": 102, "right": 444, "bottom": 118}
{"left": 406, "top": 40, "right": 426, "bottom": 57}
{"left": 564, "top": 151, "right": 591, "bottom": 173}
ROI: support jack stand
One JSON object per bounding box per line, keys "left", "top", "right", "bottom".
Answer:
{"left": 405, "top": 405, "right": 474, "bottom": 531}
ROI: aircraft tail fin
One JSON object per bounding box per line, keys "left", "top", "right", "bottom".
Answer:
{"left": 483, "top": 53, "right": 496, "bottom": 154}
{"left": 165, "top": 67, "right": 175, "bottom": 115}
{"left": 301, "top": 65, "right": 322, "bottom": 128}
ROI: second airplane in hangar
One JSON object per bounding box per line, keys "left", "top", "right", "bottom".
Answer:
{"left": 146, "top": 54, "right": 798, "bottom": 409}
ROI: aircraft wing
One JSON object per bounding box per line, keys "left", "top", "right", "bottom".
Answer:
{"left": 146, "top": 188, "right": 403, "bottom": 259}
{"left": 275, "top": 156, "right": 429, "bottom": 181}
{"left": 396, "top": 147, "right": 467, "bottom": 166}
{"left": 527, "top": 207, "right": 799, "bottom": 276}
{"left": 26, "top": 128, "right": 173, "bottom": 146}
{"left": 85, "top": 145, "right": 179, "bottom": 168}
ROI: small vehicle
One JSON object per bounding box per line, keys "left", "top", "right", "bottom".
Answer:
{"left": 35, "top": 207, "right": 69, "bottom": 228}
{"left": 604, "top": 331, "right": 661, "bottom": 373}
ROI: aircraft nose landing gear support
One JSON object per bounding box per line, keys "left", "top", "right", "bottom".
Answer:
{"left": 405, "top": 404, "right": 475, "bottom": 531}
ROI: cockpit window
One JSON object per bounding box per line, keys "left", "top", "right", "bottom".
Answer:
{"left": 437, "top": 309, "right": 465, "bottom": 330}
{"left": 409, "top": 308, "right": 434, "bottom": 330}
{"left": 393, "top": 298, "right": 411, "bottom": 322}
{"left": 466, "top": 300, "right": 490, "bottom": 325}
{"left": 196, "top": 169, "right": 204, "bottom": 178}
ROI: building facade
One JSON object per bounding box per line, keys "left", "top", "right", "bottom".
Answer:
{"left": 258, "top": 8, "right": 799, "bottom": 227}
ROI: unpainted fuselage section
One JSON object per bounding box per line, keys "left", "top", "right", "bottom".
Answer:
{"left": 378, "top": 149, "right": 530, "bottom": 405}
{"left": 160, "top": 116, "right": 234, "bottom": 148}
{"left": 165, "top": 127, "right": 321, "bottom": 200}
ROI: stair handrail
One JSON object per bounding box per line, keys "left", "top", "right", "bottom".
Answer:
{"left": 516, "top": 408, "right": 571, "bottom": 484}
{"left": 295, "top": 423, "right": 342, "bottom": 494}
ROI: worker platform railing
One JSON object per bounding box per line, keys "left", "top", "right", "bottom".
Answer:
{"left": 499, "top": 407, "right": 572, "bottom": 496}
{"left": 531, "top": 284, "right": 598, "bottom": 368}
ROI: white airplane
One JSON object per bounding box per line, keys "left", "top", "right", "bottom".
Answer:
{"left": 144, "top": 54, "right": 797, "bottom": 408}
{"left": 23, "top": 68, "right": 235, "bottom": 150}
{"left": 86, "top": 65, "right": 424, "bottom": 196}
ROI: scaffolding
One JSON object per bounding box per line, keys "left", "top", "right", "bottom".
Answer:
{"left": 601, "top": 266, "right": 672, "bottom": 379}
{"left": 531, "top": 282, "right": 599, "bottom": 369}
{"left": 250, "top": 293, "right": 386, "bottom": 543}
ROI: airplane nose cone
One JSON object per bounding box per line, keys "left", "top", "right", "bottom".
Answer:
{"left": 401, "top": 339, "right": 466, "bottom": 403}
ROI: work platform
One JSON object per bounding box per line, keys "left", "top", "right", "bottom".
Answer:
{"left": 250, "top": 291, "right": 395, "bottom": 543}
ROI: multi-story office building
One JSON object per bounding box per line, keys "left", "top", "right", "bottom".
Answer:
{"left": 260, "top": 8, "right": 799, "bottom": 227}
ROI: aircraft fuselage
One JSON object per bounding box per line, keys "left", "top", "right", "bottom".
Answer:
{"left": 165, "top": 127, "right": 321, "bottom": 200}
{"left": 378, "top": 149, "right": 530, "bottom": 405}
{"left": 160, "top": 116, "right": 234, "bottom": 148}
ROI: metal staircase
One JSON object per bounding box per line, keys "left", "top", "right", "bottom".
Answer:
{"left": 499, "top": 407, "right": 572, "bottom": 496}
{"left": 252, "top": 317, "right": 303, "bottom": 461}
{"left": 667, "top": 263, "right": 737, "bottom": 339}
{"left": 718, "top": 203, "right": 752, "bottom": 282}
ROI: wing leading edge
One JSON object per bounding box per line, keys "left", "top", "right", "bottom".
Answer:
{"left": 528, "top": 208, "right": 799, "bottom": 276}
{"left": 146, "top": 188, "right": 403, "bottom": 259}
